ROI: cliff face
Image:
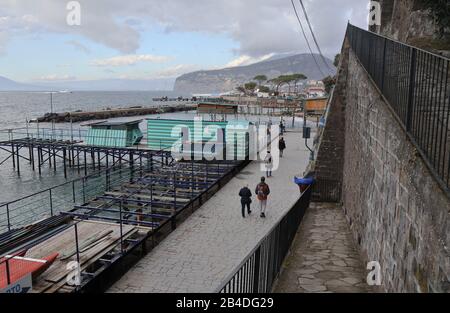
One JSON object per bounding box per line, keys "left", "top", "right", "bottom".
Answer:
{"left": 173, "top": 53, "right": 335, "bottom": 94}
{"left": 372, "top": 0, "right": 450, "bottom": 56}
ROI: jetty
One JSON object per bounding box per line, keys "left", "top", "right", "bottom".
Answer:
{"left": 32, "top": 104, "right": 196, "bottom": 123}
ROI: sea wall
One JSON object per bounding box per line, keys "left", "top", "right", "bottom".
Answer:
{"left": 33, "top": 104, "right": 196, "bottom": 123}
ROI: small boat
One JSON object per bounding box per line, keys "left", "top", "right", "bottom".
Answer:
{"left": 0, "top": 253, "right": 59, "bottom": 289}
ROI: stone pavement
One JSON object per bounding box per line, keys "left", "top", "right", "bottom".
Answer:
{"left": 274, "top": 202, "right": 371, "bottom": 293}
{"left": 108, "top": 131, "right": 311, "bottom": 293}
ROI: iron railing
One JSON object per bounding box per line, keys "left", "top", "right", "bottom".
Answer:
{"left": 216, "top": 186, "right": 312, "bottom": 293}
{"left": 0, "top": 164, "right": 145, "bottom": 233}
{"left": 347, "top": 24, "right": 450, "bottom": 192}
{"left": 311, "top": 179, "right": 342, "bottom": 203}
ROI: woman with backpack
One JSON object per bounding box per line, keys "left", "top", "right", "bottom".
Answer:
{"left": 255, "top": 177, "right": 270, "bottom": 218}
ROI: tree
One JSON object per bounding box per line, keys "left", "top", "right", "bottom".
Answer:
{"left": 236, "top": 86, "right": 246, "bottom": 94}
{"left": 272, "top": 74, "right": 306, "bottom": 94}
{"left": 291, "top": 73, "right": 307, "bottom": 93}
{"left": 253, "top": 75, "right": 268, "bottom": 87}
{"left": 322, "top": 76, "right": 336, "bottom": 94}
{"left": 244, "top": 82, "right": 257, "bottom": 95}
{"left": 258, "top": 86, "right": 271, "bottom": 93}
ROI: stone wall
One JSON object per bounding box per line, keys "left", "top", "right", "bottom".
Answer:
{"left": 313, "top": 41, "right": 349, "bottom": 183}
{"left": 340, "top": 47, "right": 449, "bottom": 292}
{"left": 372, "top": 0, "right": 450, "bottom": 57}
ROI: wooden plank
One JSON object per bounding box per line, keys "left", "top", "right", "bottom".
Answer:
{"left": 26, "top": 220, "right": 136, "bottom": 287}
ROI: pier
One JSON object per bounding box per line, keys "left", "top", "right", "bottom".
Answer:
{"left": 0, "top": 128, "right": 172, "bottom": 178}
{"left": 32, "top": 104, "right": 196, "bottom": 123}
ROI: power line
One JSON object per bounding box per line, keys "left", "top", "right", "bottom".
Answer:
{"left": 298, "top": 0, "right": 334, "bottom": 73}
{"left": 290, "top": 0, "right": 326, "bottom": 78}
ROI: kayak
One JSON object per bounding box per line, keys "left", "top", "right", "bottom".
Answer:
{"left": 0, "top": 253, "right": 58, "bottom": 289}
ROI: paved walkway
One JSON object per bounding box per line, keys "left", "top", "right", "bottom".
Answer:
{"left": 274, "top": 202, "right": 371, "bottom": 293}
{"left": 109, "top": 131, "right": 311, "bottom": 292}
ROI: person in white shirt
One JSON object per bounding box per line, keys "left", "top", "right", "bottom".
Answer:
{"left": 264, "top": 151, "right": 273, "bottom": 177}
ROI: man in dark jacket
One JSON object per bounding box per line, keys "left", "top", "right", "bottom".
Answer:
{"left": 255, "top": 177, "right": 270, "bottom": 218}
{"left": 239, "top": 184, "right": 252, "bottom": 218}
{"left": 279, "top": 137, "right": 286, "bottom": 157}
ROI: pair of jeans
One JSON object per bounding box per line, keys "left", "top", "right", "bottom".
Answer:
{"left": 241, "top": 202, "right": 251, "bottom": 217}
{"left": 266, "top": 170, "right": 272, "bottom": 177}
{"left": 259, "top": 200, "right": 267, "bottom": 214}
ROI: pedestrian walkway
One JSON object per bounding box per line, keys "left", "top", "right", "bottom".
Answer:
{"left": 108, "top": 131, "right": 311, "bottom": 292}
{"left": 274, "top": 202, "right": 371, "bottom": 293}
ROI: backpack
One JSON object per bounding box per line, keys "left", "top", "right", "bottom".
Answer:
{"left": 257, "top": 184, "right": 268, "bottom": 198}
{"left": 258, "top": 185, "right": 265, "bottom": 197}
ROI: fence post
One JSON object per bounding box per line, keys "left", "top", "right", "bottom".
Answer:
{"left": 49, "top": 189, "right": 54, "bottom": 217}
{"left": 72, "top": 181, "right": 76, "bottom": 203}
{"left": 381, "top": 37, "right": 387, "bottom": 92}
{"left": 74, "top": 223, "right": 81, "bottom": 271}
{"left": 119, "top": 200, "right": 124, "bottom": 254}
{"left": 6, "top": 204, "right": 11, "bottom": 231}
{"left": 82, "top": 177, "right": 86, "bottom": 203}
{"left": 406, "top": 48, "right": 417, "bottom": 131}
{"left": 172, "top": 172, "right": 177, "bottom": 230}
{"left": 5, "top": 258, "right": 11, "bottom": 285}
{"left": 253, "top": 247, "right": 261, "bottom": 293}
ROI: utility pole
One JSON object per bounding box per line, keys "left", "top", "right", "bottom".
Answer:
{"left": 302, "top": 99, "right": 314, "bottom": 160}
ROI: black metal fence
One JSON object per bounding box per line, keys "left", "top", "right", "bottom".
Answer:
{"left": 311, "top": 178, "right": 342, "bottom": 203}
{"left": 216, "top": 187, "right": 312, "bottom": 293}
{"left": 347, "top": 24, "right": 450, "bottom": 192}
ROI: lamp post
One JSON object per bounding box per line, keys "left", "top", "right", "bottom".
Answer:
{"left": 48, "top": 91, "right": 56, "bottom": 140}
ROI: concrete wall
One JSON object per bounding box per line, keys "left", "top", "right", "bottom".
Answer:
{"left": 339, "top": 46, "right": 449, "bottom": 292}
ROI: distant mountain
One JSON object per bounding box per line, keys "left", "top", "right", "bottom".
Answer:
{"left": 0, "top": 76, "right": 49, "bottom": 91}
{"left": 0, "top": 76, "right": 175, "bottom": 92}
{"left": 174, "top": 53, "right": 336, "bottom": 94}
{"left": 32, "top": 78, "right": 175, "bottom": 91}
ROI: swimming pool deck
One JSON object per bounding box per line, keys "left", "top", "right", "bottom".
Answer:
{"left": 108, "top": 131, "right": 311, "bottom": 293}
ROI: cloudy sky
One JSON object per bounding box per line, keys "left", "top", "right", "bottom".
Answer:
{"left": 0, "top": 0, "right": 369, "bottom": 82}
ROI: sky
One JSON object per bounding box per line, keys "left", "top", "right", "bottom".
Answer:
{"left": 0, "top": 0, "right": 369, "bottom": 83}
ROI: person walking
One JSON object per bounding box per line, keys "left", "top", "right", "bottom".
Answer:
{"left": 238, "top": 184, "right": 252, "bottom": 218}
{"left": 255, "top": 177, "right": 270, "bottom": 218}
{"left": 279, "top": 137, "right": 286, "bottom": 158}
{"left": 264, "top": 151, "right": 273, "bottom": 177}
{"left": 279, "top": 120, "right": 285, "bottom": 135}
